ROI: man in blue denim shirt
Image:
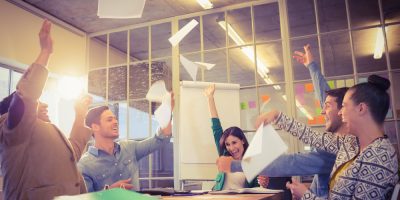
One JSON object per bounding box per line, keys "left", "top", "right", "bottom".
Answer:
{"left": 77, "top": 100, "right": 173, "bottom": 192}
{"left": 219, "top": 45, "right": 349, "bottom": 198}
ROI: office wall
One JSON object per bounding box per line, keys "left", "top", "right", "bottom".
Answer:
{"left": 0, "top": 1, "right": 86, "bottom": 76}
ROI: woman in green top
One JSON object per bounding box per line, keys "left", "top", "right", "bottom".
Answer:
{"left": 204, "top": 84, "right": 290, "bottom": 193}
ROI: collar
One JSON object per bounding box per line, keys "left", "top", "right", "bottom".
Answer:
{"left": 88, "top": 142, "right": 121, "bottom": 157}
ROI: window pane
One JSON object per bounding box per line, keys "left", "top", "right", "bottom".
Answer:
{"left": 88, "top": 69, "right": 106, "bottom": 103}
{"left": 321, "top": 32, "right": 353, "bottom": 77}
{"left": 109, "top": 31, "right": 128, "bottom": 66}
{"left": 256, "top": 42, "right": 284, "bottom": 84}
{"left": 352, "top": 28, "right": 388, "bottom": 73}
{"left": 254, "top": 2, "right": 281, "bottom": 42}
{"left": 291, "top": 37, "right": 320, "bottom": 80}
{"left": 383, "top": 0, "right": 400, "bottom": 24}
{"left": 294, "top": 81, "right": 325, "bottom": 125}
{"left": 108, "top": 66, "right": 127, "bottom": 101}
{"left": 384, "top": 121, "right": 397, "bottom": 145}
{"left": 151, "top": 142, "right": 173, "bottom": 177}
{"left": 179, "top": 17, "right": 201, "bottom": 53}
{"left": 226, "top": 7, "right": 252, "bottom": 47}
{"left": 317, "top": 0, "right": 348, "bottom": 32}
{"left": 128, "top": 100, "right": 150, "bottom": 139}
{"left": 240, "top": 87, "right": 257, "bottom": 131}
{"left": 0, "top": 67, "right": 10, "bottom": 99}
{"left": 129, "top": 62, "right": 149, "bottom": 99}
{"left": 130, "top": 27, "right": 149, "bottom": 61}
{"left": 387, "top": 24, "right": 400, "bottom": 69}
{"left": 204, "top": 50, "right": 227, "bottom": 83}
{"left": 89, "top": 35, "right": 107, "bottom": 69}
{"left": 203, "top": 12, "right": 226, "bottom": 50}
{"left": 229, "top": 46, "right": 255, "bottom": 86}
{"left": 152, "top": 23, "right": 171, "bottom": 58}
{"left": 151, "top": 59, "right": 172, "bottom": 91}
{"left": 349, "top": 0, "right": 381, "bottom": 28}
{"left": 288, "top": 0, "right": 317, "bottom": 37}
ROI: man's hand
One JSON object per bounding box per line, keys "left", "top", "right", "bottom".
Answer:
{"left": 74, "top": 94, "right": 92, "bottom": 119}
{"left": 254, "top": 110, "right": 279, "bottom": 129}
{"left": 257, "top": 176, "right": 270, "bottom": 188}
{"left": 109, "top": 178, "right": 134, "bottom": 190}
{"left": 286, "top": 178, "right": 309, "bottom": 199}
{"left": 203, "top": 84, "right": 215, "bottom": 98}
{"left": 293, "top": 44, "right": 313, "bottom": 67}
{"left": 216, "top": 156, "right": 234, "bottom": 173}
{"left": 39, "top": 20, "right": 53, "bottom": 54}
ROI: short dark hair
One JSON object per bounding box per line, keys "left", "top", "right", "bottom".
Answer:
{"left": 349, "top": 75, "right": 390, "bottom": 124}
{"left": 0, "top": 92, "right": 16, "bottom": 115}
{"left": 85, "top": 106, "right": 109, "bottom": 127}
{"left": 219, "top": 126, "right": 249, "bottom": 156}
{"left": 325, "top": 87, "right": 349, "bottom": 109}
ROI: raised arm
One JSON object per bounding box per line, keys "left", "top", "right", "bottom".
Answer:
{"left": 293, "top": 44, "right": 330, "bottom": 107}
{"left": 7, "top": 20, "right": 52, "bottom": 131}
{"left": 69, "top": 95, "right": 93, "bottom": 160}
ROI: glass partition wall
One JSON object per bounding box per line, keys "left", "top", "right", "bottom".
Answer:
{"left": 87, "top": 0, "right": 400, "bottom": 189}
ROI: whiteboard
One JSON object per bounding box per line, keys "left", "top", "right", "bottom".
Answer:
{"left": 178, "top": 81, "right": 240, "bottom": 180}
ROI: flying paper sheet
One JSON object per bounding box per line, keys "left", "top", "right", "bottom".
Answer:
{"left": 98, "top": 0, "right": 146, "bottom": 18}
{"left": 194, "top": 62, "right": 216, "bottom": 70}
{"left": 168, "top": 19, "right": 199, "bottom": 46}
{"left": 242, "top": 123, "right": 288, "bottom": 182}
{"left": 154, "top": 93, "right": 172, "bottom": 128}
{"left": 146, "top": 80, "right": 168, "bottom": 102}
{"left": 180, "top": 55, "right": 198, "bottom": 81}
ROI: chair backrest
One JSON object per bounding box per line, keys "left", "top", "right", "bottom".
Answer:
{"left": 391, "top": 183, "right": 400, "bottom": 200}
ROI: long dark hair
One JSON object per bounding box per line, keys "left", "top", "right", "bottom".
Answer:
{"left": 349, "top": 75, "right": 390, "bottom": 125}
{"left": 218, "top": 126, "right": 249, "bottom": 156}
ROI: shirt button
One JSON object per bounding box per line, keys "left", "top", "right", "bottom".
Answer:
{"left": 115, "top": 163, "right": 118, "bottom": 166}
{"left": 120, "top": 174, "right": 122, "bottom": 176}
{"left": 75, "top": 182, "right": 80, "bottom": 187}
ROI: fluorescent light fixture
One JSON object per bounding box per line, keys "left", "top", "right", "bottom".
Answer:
{"left": 218, "top": 20, "right": 274, "bottom": 87}
{"left": 196, "top": 0, "right": 213, "bottom": 9}
{"left": 373, "top": 27, "right": 386, "bottom": 59}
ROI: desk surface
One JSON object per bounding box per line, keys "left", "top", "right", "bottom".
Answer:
{"left": 161, "top": 193, "right": 282, "bottom": 200}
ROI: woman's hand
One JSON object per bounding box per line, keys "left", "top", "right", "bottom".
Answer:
{"left": 257, "top": 176, "right": 270, "bottom": 188}
{"left": 203, "top": 84, "right": 215, "bottom": 98}
{"left": 286, "top": 178, "right": 309, "bottom": 199}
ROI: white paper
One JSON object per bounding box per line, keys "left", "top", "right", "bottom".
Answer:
{"left": 168, "top": 19, "right": 199, "bottom": 46}
{"left": 208, "top": 187, "right": 283, "bottom": 194}
{"left": 98, "top": 0, "right": 146, "bottom": 18}
{"left": 242, "top": 123, "right": 288, "bottom": 182}
{"left": 154, "top": 93, "right": 172, "bottom": 128}
{"left": 180, "top": 55, "right": 198, "bottom": 81}
{"left": 146, "top": 80, "right": 168, "bottom": 102}
{"left": 194, "top": 62, "right": 216, "bottom": 70}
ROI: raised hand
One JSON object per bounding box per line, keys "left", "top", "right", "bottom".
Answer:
{"left": 216, "top": 156, "right": 234, "bottom": 173}
{"left": 203, "top": 84, "right": 216, "bottom": 98}
{"left": 293, "top": 44, "right": 313, "bottom": 67}
{"left": 257, "top": 176, "right": 270, "bottom": 188}
{"left": 74, "top": 94, "right": 92, "bottom": 118}
{"left": 39, "top": 19, "right": 53, "bottom": 54}
{"left": 109, "top": 178, "right": 134, "bottom": 190}
{"left": 254, "top": 110, "right": 280, "bottom": 129}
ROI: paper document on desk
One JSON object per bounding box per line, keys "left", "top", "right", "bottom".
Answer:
{"left": 242, "top": 123, "right": 287, "bottom": 182}
{"left": 209, "top": 187, "right": 283, "bottom": 194}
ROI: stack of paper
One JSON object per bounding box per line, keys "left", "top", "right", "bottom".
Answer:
{"left": 241, "top": 123, "right": 288, "bottom": 182}
{"left": 209, "top": 187, "right": 283, "bottom": 194}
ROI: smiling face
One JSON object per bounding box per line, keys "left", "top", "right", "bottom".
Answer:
{"left": 224, "top": 135, "right": 245, "bottom": 160}
{"left": 93, "top": 110, "right": 119, "bottom": 139}
{"left": 321, "top": 95, "right": 342, "bottom": 133}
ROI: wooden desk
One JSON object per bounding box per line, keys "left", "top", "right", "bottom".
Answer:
{"left": 161, "top": 193, "right": 283, "bottom": 200}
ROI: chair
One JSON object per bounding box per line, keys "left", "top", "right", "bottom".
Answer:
{"left": 391, "top": 183, "right": 400, "bottom": 200}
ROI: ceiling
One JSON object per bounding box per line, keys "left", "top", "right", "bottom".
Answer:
{"left": 9, "top": 0, "right": 249, "bottom": 33}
